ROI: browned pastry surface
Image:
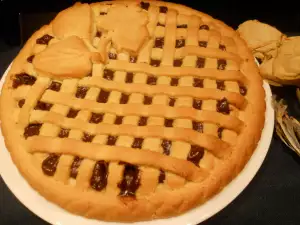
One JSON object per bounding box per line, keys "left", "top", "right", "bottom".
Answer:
{"left": 0, "top": 1, "right": 265, "bottom": 222}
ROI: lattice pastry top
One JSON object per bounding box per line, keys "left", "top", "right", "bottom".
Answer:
{"left": 0, "top": 0, "right": 266, "bottom": 222}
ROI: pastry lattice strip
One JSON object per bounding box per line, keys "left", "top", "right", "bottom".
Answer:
{"left": 31, "top": 103, "right": 244, "bottom": 133}
{"left": 42, "top": 86, "right": 245, "bottom": 111}
{"left": 17, "top": 77, "right": 51, "bottom": 127}
{"left": 29, "top": 110, "right": 231, "bottom": 158}
{"left": 105, "top": 61, "right": 247, "bottom": 83}
{"left": 78, "top": 77, "right": 246, "bottom": 108}
{"left": 132, "top": 4, "right": 241, "bottom": 70}
{"left": 27, "top": 136, "right": 209, "bottom": 182}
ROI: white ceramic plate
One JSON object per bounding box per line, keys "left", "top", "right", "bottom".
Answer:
{"left": 0, "top": 64, "right": 274, "bottom": 225}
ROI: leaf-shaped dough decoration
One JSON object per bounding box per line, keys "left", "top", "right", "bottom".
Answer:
{"left": 52, "top": 3, "right": 93, "bottom": 41}
{"left": 97, "top": 4, "right": 149, "bottom": 53}
{"left": 33, "top": 36, "right": 100, "bottom": 79}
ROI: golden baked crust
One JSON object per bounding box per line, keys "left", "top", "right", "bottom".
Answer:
{"left": 0, "top": 1, "right": 266, "bottom": 222}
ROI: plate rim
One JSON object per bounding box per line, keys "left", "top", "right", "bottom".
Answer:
{"left": 0, "top": 63, "right": 274, "bottom": 225}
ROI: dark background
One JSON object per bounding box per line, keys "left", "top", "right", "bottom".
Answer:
{"left": 0, "top": 0, "right": 300, "bottom": 48}
{"left": 1, "top": 0, "right": 300, "bottom": 225}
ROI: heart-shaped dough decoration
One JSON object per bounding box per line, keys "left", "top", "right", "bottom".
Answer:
{"left": 97, "top": 4, "right": 149, "bottom": 53}
{"left": 33, "top": 36, "right": 101, "bottom": 79}
{"left": 52, "top": 3, "right": 93, "bottom": 41}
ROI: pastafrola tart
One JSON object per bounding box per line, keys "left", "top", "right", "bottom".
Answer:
{"left": 0, "top": 0, "right": 265, "bottom": 222}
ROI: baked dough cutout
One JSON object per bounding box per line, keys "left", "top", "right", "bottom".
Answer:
{"left": 97, "top": 4, "right": 149, "bottom": 53}
{"left": 52, "top": 3, "right": 93, "bottom": 41}
{"left": 33, "top": 36, "right": 101, "bottom": 79}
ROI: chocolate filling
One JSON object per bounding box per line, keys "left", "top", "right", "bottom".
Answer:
{"left": 42, "top": 154, "right": 60, "bottom": 176}
{"left": 199, "top": 41, "right": 207, "bottom": 48}
{"left": 114, "top": 116, "right": 124, "bottom": 125}
{"left": 173, "top": 59, "right": 183, "bottom": 67}
{"left": 97, "top": 89, "right": 110, "bottom": 103}
{"left": 75, "top": 86, "right": 88, "bottom": 99}
{"left": 36, "top": 34, "right": 53, "bottom": 45}
{"left": 161, "top": 139, "right": 171, "bottom": 155}
{"left": 107, "top": 135, "right": 118, "bottom": 145}
{"left": 24, "top": 123, "right": 42, "bottom": 139}
{"left": 164, "top": 119, "right": 173, "bottom": 127}
{"left": 158, "top": 169, "right": 166, "bottom": 183}
{"left": 239, "top": 85, "right": 247, "bottom": 96}
{"left": 219, "top": 44, "right": 226, "bottom": 51}
{"left": 193, "top": 78, "right": 203, "bottom": 88}
{"left": 218, "top": 127, "right": 224, "bottom": 139}
{"left": 27, "top": 55, "right": 35, "bottom": 63}
{"left": 170, "top": 78, "right": 179, "bottom": 86}
{"left": 169, "top": 97, "right": 176, "bottom": 107}
{"left": 129, "top": 56, "right": 137, "bottom": 63}
{"left": 82, "top": 132, "right": 95, "bottom": 142}
{"left": 48, "top": 81, "right": 61, "bottom": 92}
{"left": 67, "top": 109, "right": 79, "bottom": 118}
{"left": 118, "top": 164, "right": 140, "bottom": 197}
{"left": 196, "top": 57, "right": 205, "bottom": 68}
{"left": 175, "top": 39, "right": 185, "bottom": 48}
{"left": 103, "top": 69, "right": 114, "bottom": 80}
{"left": 177, "top": 24, "right": 187, "bottom": 28}
{"left": 216, "top": 80, "right": 225, "bottom": 90}
{"left": 192, "top": 121, "right": 203, "bottom": 132}
{"left": 143, "top": 96, "right": 152, "bottom": 105}
{"left": 138, "top": 117, "right": 148, "bottom": 126}
{"left": 187, "top": 145, "right": 204, "bottom": 166}
{"left": 13, "top": 73, "right": 36, "bottom": 89}
{"left": 89, "top": 113, "right": 104, "bottom": 124}
{"left": 217, "top": 98, "right": 230, "bottom": 114}
{"left": 18, "top": 99, "right": 25, "bottom": 108}
{"left": 58, "top": 128, "right": 70, "bottom": 138}
{"left": 125, "top": 72, "right": 134, "bottom": 83}
{"left": 140, "top": 1, "right": 150, "bottom": 10}
{"left": 193, "top": 99, "right": 202, "bottom": 110}
{"left": 256, "top": 57, "right": 262, "bottom": 64}
{"left": 147, "top": 76, "right": 157, "bottom": 85}
{"left": 154, "top": 37, "right": 164, "bottom": 48}
{"left": 34, "top": 101, "right": 53, "bottom": 111}
{"left": 120, "top": 93, "right": 129, "bottom": 104}
{"left": 159, "top": 6, "right": 168, "bottom": 13}
{"left": 217, "top": 59, "right": 227, "bottom": 70}
{"left": 158, "top": 140, "right": 172, "bottom": 184}
{"left": 70, "top": 156, "right": 83, "bottom": 179}
{"left": 150, "top": 59, "right": 161, "bottom": 67}
{"left": 96, "top": 31, "right": 102, "bottom": 38}
{"left": 131, "top": 138, "right": 143, "bottom": 149}
{"left": 199, "top": 24, "right": 209, "bottom": 30}
{"left": 90, "top": 161, "right": 109, "bottom": 191}
{"left": 108, "top": 52, "right": 117, "bottom": 60}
